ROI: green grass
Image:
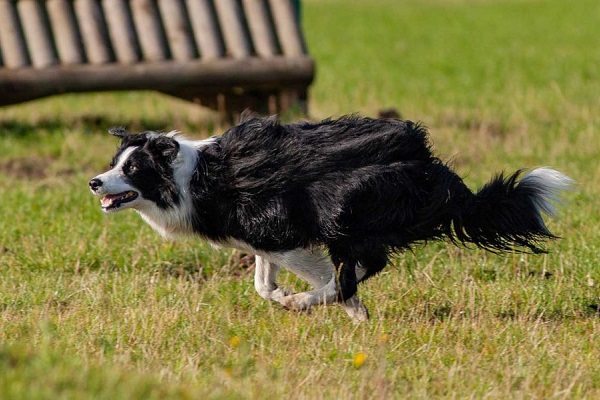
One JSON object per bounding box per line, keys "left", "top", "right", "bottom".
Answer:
{"left": 1, "top": 0, "right": 600, "bottom": 398}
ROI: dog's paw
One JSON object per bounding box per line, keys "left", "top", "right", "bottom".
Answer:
{"left": 255, "top": 286, "right": 294, "bottom": 301}
{"left": 276, "top": 293, "right": 312, "bottom": 311}
{"left": 340, "top": 297, "right": 370, "bottom": 322}
{"left": 347, "top": 303, "right": 370, "bottom": 322}
{"left": 270, "top": 287, "right": 294, "bottom": 299}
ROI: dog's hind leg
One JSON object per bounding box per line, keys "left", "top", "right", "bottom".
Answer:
{"left": 332, "top": 250, "right": 370, "bottom": 321}
{"left": 356, "top": 250, "right": 388, "bottom": 284}
{"left": 254, "top": 255, "right": 294, "bottom": 300}
{"left": 327, "top": 249, "right": 360, "bottom": 302}
{"left": 334, "top": 251, "right": 388, "bottom": 320}
{"left": 334, "top": 261, "right": 369, "bottom": 321}
{"left": 339, "top": 295, "right": 369, "bottom": 322}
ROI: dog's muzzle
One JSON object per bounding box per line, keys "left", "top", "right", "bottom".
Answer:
{"left": 89, "top": 177, "right": 139, "bottom": 211}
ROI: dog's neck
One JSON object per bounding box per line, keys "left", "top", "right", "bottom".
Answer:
{"left": 135, "top": 136, "right": 216, "bottom": 239}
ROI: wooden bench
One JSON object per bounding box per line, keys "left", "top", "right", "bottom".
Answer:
{"left": 0, "top": 0, "right": 314, "bottom": 118}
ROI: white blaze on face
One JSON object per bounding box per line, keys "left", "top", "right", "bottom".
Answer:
{"left": 92, "top": 146, "right": 137, "bottom": 196}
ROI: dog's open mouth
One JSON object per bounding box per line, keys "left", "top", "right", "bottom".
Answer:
{"left": 101, "top": 191, "right": 138, "bottom": 211}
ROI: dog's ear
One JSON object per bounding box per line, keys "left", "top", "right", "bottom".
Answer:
{"left": 145, "top": 136, "right": 180, "bottom": 163}
{"left": 239, "top": 109, "right": 259, "bottom": 123}
{"left": 108, "top": 127, "right": 129, "bottom": 138}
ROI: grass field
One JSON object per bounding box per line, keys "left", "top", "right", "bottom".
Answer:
{"left": 1, "top": 0, "right": 600, "bottom": 398}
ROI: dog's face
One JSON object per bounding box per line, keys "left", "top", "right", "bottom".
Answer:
{"left": 89, "top": 128, "right": 181, "bottom": 213}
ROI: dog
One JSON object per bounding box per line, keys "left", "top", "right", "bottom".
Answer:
{"left": 89, "top": 115, "right": 574, "bottom": 321}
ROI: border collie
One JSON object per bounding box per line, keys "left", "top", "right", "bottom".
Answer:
{"left": 89, "top": 115, "right": 574, "bottom": 321}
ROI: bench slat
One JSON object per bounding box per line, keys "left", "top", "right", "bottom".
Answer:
{"left": 131, "top": 0, "right": 169, "bottom": 61}
{"left": 215, "top": 0, "right": 253, "bottom": 58}
{"left": 0, "top": 0, "right": 30, "bottom": 67}
{"left": 157, "top": 0, "right": 198, "bottom": 61}
{"left": 102, "top": 0, "right": 141, "bottom": 64}
{"left": 269, "top": 0, "right": 304, "bottom": 57}
{"left": 185, "top": 0, "right": 225, "bottom": 59}
{"left": 75, "top": 0, "right": 114, "bottom": 64}
{"left": 243, "top": 0, "right": 279, "bottom": 57}
{"left": 47, "top": 0, "right": 85, "bottom": 65}
{"left": 17, "top": 1, "right": 58, "bottom": 68}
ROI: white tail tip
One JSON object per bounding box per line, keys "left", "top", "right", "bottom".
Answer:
{"left": 520, "top": 167, "right": 576, "bottom": 218}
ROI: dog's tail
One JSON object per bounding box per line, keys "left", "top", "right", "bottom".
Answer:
{"left": 450, "top": 167, "right": 575, "bottom": 253}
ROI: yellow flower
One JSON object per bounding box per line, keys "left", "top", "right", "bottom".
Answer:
{"left": 229, "top": 335, "right": 240, "bottom": 348}
{"left": 352, "top": 351, "right": 367, "bottom": 368}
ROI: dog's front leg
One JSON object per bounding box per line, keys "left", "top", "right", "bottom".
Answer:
{"left": 254, "top": 255, "right": 293, "bottom": 300}
{"left": 276, "top": 273, "right": 338, "bottom": 311}
{"left": 266, "top": 248, "right": 336, "bottom": 311}
{"left": 275, "top": 273, "right": 369, "bottom": 322}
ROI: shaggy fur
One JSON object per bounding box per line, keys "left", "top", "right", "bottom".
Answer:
{"left": 89, "top": 115, "right": 574, "bottom": 320}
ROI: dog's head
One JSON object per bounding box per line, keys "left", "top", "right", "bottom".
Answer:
{"left": 89, "top": 128, "right": 181, "bottom": 213}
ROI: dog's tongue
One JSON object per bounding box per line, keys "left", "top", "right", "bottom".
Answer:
{"left": 101, "top": 194, "right": 117, "bottom": 207}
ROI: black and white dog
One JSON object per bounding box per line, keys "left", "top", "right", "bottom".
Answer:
{"left": 89, "top": 115, "right": 573, "bottom": 320}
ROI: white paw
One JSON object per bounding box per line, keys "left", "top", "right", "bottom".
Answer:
{"left": 256, "top": 286, "right": 294, "bottom": 301}
{"left": 276, "top": 293, "right": 312, "bottom": 311}
{"left": 340, "top": 297, "right": 370, "bottom": 322}
{"left": 347, "top": 303, "right": 370, "bottom": 322}
{"left": 270, "top": 287, "right": 294, "bottom": 299}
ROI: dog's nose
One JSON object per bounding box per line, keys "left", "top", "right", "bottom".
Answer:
{"left": 89, "top": 178, "right": 102, "bottom": 191}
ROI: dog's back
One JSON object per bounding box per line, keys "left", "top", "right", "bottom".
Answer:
{"left": 218, "top": 116, "right": 433, "bottom": 186}
{"left": 193, "top": 116, "right": 441, "bottom": 250}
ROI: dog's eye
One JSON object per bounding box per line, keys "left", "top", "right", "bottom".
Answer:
{"left": 123, "top": 162, "right": 137, "bottom": 174}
